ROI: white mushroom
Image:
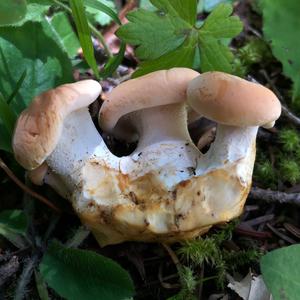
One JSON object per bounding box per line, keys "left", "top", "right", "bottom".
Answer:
{"left": 12, "top": 69, "right": 281, "bottom": 247}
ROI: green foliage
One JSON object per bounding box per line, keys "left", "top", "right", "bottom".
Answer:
{"left": 168, "top": 266, "right": 197, "bottom": 300}
{"left": 178, "top": 237, "right": 219, "bottom": 266}
{"left": 254, "top": 159, "right": 276, "bottom": 187}
{"left": 0, "top": 21, "right": 72, "bottom": 113}
{"left": 83, "top": 0, "right": 126, "bottom": 78}
{"left": 34, "top": 270, "right": 50, "bottom": 300}
{"left": 15, "top": 0, "right": 52, "bottom": 26}
{"left": 279, "top": 128, "right": 300, "bottom": 152}
{"left": 279, "top": 159, "right": 300, "bottom": 184}
{"left": 48, "top": 12, "right": 81, "bottom": 59}
{"left": 0, "top": 0, "right": 27, "bottom": 26}
{"left": 86, "top": 0, "right": 116, "bottom": 26}
{"left": 117, "top": 1, "right": 242, "bottom": 76}
{"left": 40, "top": 241, "right": 135, "bottom": 300}
{"left": 178, "top": 223, "right": 258, "bottom": 288}
{"left": 0, "top": 210, "right": 28, "bottom": 248}
{"left": 69, "top": 0, "right": 100, "bottom": 79}
{"left": 0, "top": 210, "right": 28, "bottom": 234}
{"left": 261, "top": 245, "right": 300, "bottom": 300}
{"left": 262, "top": 0, "right": 300, "bottom": 101}
{"left": 200, "top": 0, "right": 234, "bottom": 13}
{"left": 234, "top": 38, "right": 271, "bottom": 76}
{"left": 85, "top": 0, "right": 121, "bottom": 25}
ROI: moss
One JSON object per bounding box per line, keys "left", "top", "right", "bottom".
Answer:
{"left": 279, "top": 128, "right": 300, "bottom": 152}
{"left": 279, "top": 159, "right": 300, "bottom": 184}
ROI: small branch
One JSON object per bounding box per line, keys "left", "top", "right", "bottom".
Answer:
{"left": 266, "top": 223, "right": 297, "bottom": 244}
{"left": 249, "top": 186, "right": 300, "bottom": 206}
{"left": 281, "top": 105, "right": 300, "bottom": 127}
{"left": 161, "top": 243, "right": 181, "bottom": 271}
{"left": 258, "top": 70, "right": 300, "bottom": 126}
{"left": 0, "top": 158, "right": 61, "bottom": 213}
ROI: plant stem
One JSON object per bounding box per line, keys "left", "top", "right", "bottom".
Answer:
{"left": 53, "top": 0, "right": 113, "bottom": 58}
{"left": 0, "top": 157, "right": 61, "bottom": 213}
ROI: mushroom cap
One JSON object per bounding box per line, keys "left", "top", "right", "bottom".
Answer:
{"left": 99, "top": 68, "right": 200, "bottom": 132}
{"left": 187, "top": 72, "right": 281, "bottom": 127}
{"left": 13, "top": 80, "right": 101, "bottom": 170}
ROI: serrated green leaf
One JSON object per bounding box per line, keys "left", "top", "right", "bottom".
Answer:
{"left": 69, "top": 0, "right": 99, "bottom": 79}
{"left": 261, "top": 245, "right": 300, "bottom": 300}
{"left": 40, "top": 241, "right": 135, "bottom": 300}
{"left": 117, "top": 8, "right": 190, "bottom": 60}
{"left": 199, "top": 3, "right": 242, "bottom": 38}
{"left": 134, "top": 33, "right": 198, "bottom": 77}
{"left": 86, "top": 0, "right": 116, "bottom": 26}
{"left": 118, "top": 2, "right": 242, "bottom": 75}
{"left": 0, "top": 0, "right": 27, "bottom": 26}
{"left": 150, "top": 0, "right": 197, "bottom": 25}
{"left": 262, "top": 0, "right": 300, "bottom": 101}
{"left": 0, "top": 21, "right": 72, "bottom": 113}
{"left": 47, "top": 12, "right": 80, "bottom": 58}
{"left": 198, "top": 36, "right": 234, "bottom": 72}
{"left": 0, "top": 210, "right": 28, "bottom": 248}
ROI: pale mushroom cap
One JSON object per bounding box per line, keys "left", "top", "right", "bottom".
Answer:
{"left": 99, "top": 68, "right": 200, "bottom": 132}
{"left": 13, "top": 80, "right": 101, "bottom": 170}
{"left": 187, "top": 72, "right": 281, "bottom": 127}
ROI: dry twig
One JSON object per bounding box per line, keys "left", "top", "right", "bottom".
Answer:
{"left": 0, "top": 157, "right": 61, "bottom": 213}
{"left": 249, "top": 187, "right": 300, "bottom": 206}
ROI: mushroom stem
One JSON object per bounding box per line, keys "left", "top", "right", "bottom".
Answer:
{"left": 197, "top": 125, "right": 258, "bottom": 174}
{"left": 133, "top": 103, "right": 193, "bottom": 152}
{"left": 46, "top": 108, "right": 111, "bottom": 190}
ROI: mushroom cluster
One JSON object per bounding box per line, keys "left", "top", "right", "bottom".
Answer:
{"left": 13, "top": 69, "right": 281, "bottom": 246}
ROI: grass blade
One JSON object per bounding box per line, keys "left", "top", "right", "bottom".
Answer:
{"left": 7, "top": 70, "right": 27, "bottom": 105}
{"left": 0, "top": 93, "right": 16, "bottom": 135}
{"left": 69, "top": 0, "right": 99, "bottom": 79}
{"left": 84, "top": 0, "right": 121, "bottom": 25}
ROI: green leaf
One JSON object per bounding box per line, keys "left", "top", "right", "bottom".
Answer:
{"left": 0, "top": 210, "right": 28, "bottom": 248}
{"left": 150, "top": 0, "right": 197, "bottom": 25}
{"left": 14, "top": 0, "right": 52, "bottom": 26}
{"left": 85, "top": 0, "right": 121, "bottom": 25}
{"left": 0, "top": 210, "right": 28, "bottom": 234}
{"left": 134, "top": 33, "right": 198, "bottom": 77}
{"left": 0, "top": 0, "right": 27, "bottom": 26}
{"left": 203, "top": 0, "right": 234, "bottom": 12}
{"left": 0, "top": 21, "right": 72, "bottom": 113}
{"left": 198, "top": 3, "right": 242, "bottom": 72}
{"left": 47, "top": 12, "right": 80, "bottom": 58}
{"left": 199, "top": 3, "right": 242, "bottom": 38}
{"left": 35, "top": 270, "right": 50, "bottom": 300}
{"left": 0, "top": 125, "right": 12, "bottom": 152}
{"left": 262, "top": 0, "right": 300, "bottom": 101}
{"left": 117, "top": 5, "right": 192, "bottom": 60}
{"left": 100, "top": 41, "right": 126, "bottom": 78}
{"left": 40, "top": 241, "right": 135, "bottom": 300}
{"left": 83, "top": 0, "right": 124, "bottom": 78}
{"left": 69, "top": 0, "right": 99, "bottom": 79}
{"left": 0, "top": 93, "right": 17, "bottom": 136}
{"left": 86, "top": 0, "right": 116, "bottom": 26}
{"left": 118, "top": 2, "right": 242, "bottom": 75}
{"left": 261, "top": 245, "right": 300, "bottom": 300}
